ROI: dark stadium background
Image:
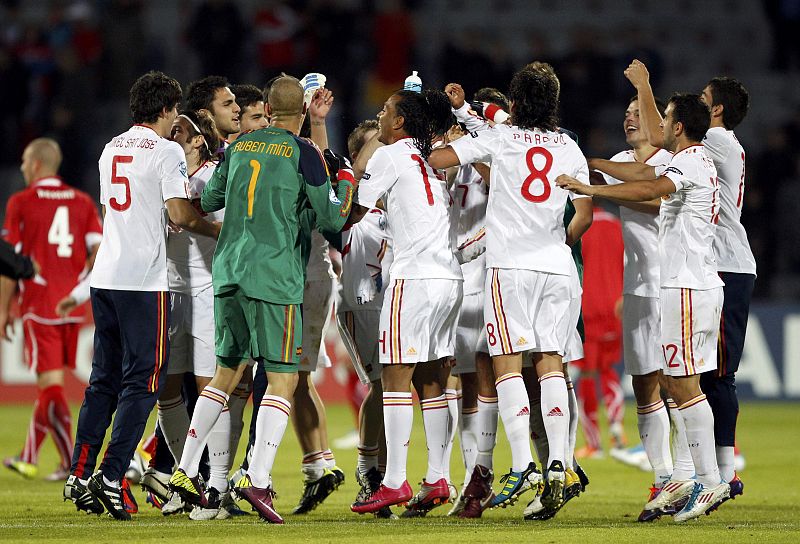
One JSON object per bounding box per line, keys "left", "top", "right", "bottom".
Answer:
{"left": 0, "top": 0, "right": 798, "bottom": 402}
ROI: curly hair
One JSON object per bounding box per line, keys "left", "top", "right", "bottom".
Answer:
{"left": 509, "top": 67, "right": 560, "bottom": 132}
{"left": 185, "top": 75, "right": 229, "bottom": 113}
{"left": 129, "top": 71, "right": 182, "bottom": 124}
{"left": 178, "top": 109, "right": 220, "bottom": 163}
{"left": 394, "top": 89, "right": 455, "bottom": 159}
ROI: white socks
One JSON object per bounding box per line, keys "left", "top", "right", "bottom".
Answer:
{"left": 206, "top": 407, "right": 231, "bottom": 492}
{"left": 441, "top": 389, "right": 459, "bottom": 483}
{"left": 157, "top": 396, "right": 190, "bottom": 463}
{"left": 179, "top": 386, "right": 228, "bottom": 478}
{"left": 475, "top": 395, "right": 498, "bottom": 469}
{"left": 460, "top": 407, "right": 479, "bottom": 483}
{"left": 421, "top": 394, "right": 450, "bottom": 483}
{"left": 539, "top": 371, "right": 569, "bottom": 468}
{"left": 716, "top": 446, "right": 735, "bottom": 483}
{"left": 668, "top": 398, "right": 696, "bottom": 481}
{"left": 382, "top": 392, "right": 413, "bottom": 489}
{"left": 637, "top": 399, "right": 673, "bottom": 486}
{"left": 679, "top": 395, "right": 721, "bottom": 488}
{"left": 496, "top": 373, "right": 534, "bottom": 472}
{"left": 247, "top": 395, "right": 291, "bottom": 489}
{"left": 301, "top": 450, "right": 326, "bottom": 481}
{"left": 565, "top": 378, "right": 579, "bottom": 470}
{"left": 357, "top": 444, "right": 380, "bottom": 475}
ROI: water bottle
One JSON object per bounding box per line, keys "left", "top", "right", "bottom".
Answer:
{"left": 404, "top": 71, "right": 422, "bottom": 93}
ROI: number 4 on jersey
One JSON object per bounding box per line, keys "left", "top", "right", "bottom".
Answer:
{"left": 48, "top": 205, "right": 74, "bottom": 257}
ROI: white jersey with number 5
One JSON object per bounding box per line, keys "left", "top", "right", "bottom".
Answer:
{"left": 450, "top": 124, "right": 590, "bottom": 275}
{"left": 92, "top": 124, "right": 190, "bottom": 291}
{"left": 702, "top": 127, "right": 756, "bottom": 275}
{"left": 657, "top": 144, "right": 723, "bottom": 290}
{"left": 357, "top": 138, "right": 462, "bottom": 281}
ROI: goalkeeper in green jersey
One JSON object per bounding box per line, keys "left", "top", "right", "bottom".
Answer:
{"left": 169, "top": 75, "right": 358, "bottom": 524}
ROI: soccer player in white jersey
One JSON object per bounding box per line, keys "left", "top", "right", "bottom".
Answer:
{"left": 185, "top": 76, "right": 241, "bottom": 145}
{"left": 429, "top": 65, "right": 594, "bottom": 513}
{"left": 442, "top": 84, "right": 508, "bottom": 519}
{"left": 337, "top": 120, "right": 396, "bottom": 517}
{"left": 150, "top": 110, "right": 231, "bottom": 520}
{"left": 591, "top": 95, "right": 677, "bottom": 520}
{"left": 557, "top": 90, "right": 731, "bottom": 522}
{"left": 697, "top": 77, "right": 754, "bottom": 502}
{"left": 350, "top": 89, "right": 464, "bottom": 514}
{"left": 64, "top": 71, "right": 220, "bottom": 520}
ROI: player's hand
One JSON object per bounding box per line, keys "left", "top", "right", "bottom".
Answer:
{"left": 0, "top": 312, "right": 13, "bottom": 341}
{"left": 56, "top": 296, "right": 78, "bottom": 318}
{"left": 624, "top": 59, "right": 650, "bottom": 90}
{"left": 444, "top": 83, "right": 466, "bottom": 109}
{"left": 323, "top": 148, "right": 352, "bottom": 174}
{"left": 309, "top": 88, "right": 334, "bottom": 120}
{"left": 555, "top": 174, "right": 596, "bottom": 196}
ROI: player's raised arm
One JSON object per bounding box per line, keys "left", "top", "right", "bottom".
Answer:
{"left": 625, "top": 60, "right": 664, "bottom": 149}
{"left": 299, "top": 141, "right": 356, "bottom": 232}
{"left": 308, "top": 87, "right": 333, "bottom": 151}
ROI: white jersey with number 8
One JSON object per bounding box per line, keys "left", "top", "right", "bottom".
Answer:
{"left": 92, "top": 124, "right": 191, "bottom": 292}
{"left": 357, "top": 138, "right": 462, "bottom": 281}
{"left": 449, "top": 124, "right": 590, "bottom": 276}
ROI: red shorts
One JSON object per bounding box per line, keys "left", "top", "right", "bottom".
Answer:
{"left": 574, "top": 336, "right": 621, "bottom": 373}
{"left": 22, "top": 319, "right": 80, "bottom": 374}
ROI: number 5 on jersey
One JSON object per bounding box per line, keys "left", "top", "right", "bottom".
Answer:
{"left": 110, "top": 155, "right": 133, "bottom": 211}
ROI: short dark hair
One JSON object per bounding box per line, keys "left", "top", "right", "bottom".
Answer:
{"left": 394, "top": 89, "right": 454, "bottom": 159}
{"left": 474, "top": 87, "right": 509, "bottom": 112}
{"left": 706, "top": 77, "right": 749, "bottom": 130}
{"left": 347, "top": 119, "right": 379, "bottom": 158}
{"left": 509, "top": 67, "right": 559, "bottom": 132}
{"left": 230, "top": 83, "right": 265, "bottom": 112}
{"left": 185, "top": 75, "right": 229, "bottom": 113}
{"left": 129, "top": 71, "right": 182, "bottom": 124}
{"left": 668, "top": 93, "right": 711, "bottom": 142}
{"left": 628, "top": 94, "right": 667, "bottom": 117}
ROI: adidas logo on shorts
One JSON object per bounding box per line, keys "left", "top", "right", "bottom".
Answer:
{"left": 407, "top": 347, "right": 417, "bottom": 355}
{"left": 516, "top": 337, "right": 527, "bottom": 346}
{"left": 516, "top": 406, "right": 530, "bottom": 417}
{"left": 547, "top": 407, "right": 564, "bottom": 417}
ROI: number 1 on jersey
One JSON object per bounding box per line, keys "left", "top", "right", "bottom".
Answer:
{"left": 247, "top": 159, "right": 261, "bottom": 217}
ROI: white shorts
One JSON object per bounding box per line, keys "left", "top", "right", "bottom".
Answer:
{"left": 452, "top": 290, "right": 488, "bottom": 375}
{"left": 337, "top": 309, "right": 382, "bottom": 384}
{"left": 660, "top": 287, "right": 722, "bottom": 377}
{"left": 168, "top": 289, "right": 216, "bottom": 378}
{"left": 563, "top": 279, "right": 584, "bottom": 363}
{"left": 379, "top": 278, "right": 462, "bottom": 365}
{"left": 299, "top": 279, "right": 335, "bottom": 372}
{"left": 484, "top": 268, "right": 574, "bottom": 357}
{"left": 622, "top": 294, "right": 662, "bottom": 376}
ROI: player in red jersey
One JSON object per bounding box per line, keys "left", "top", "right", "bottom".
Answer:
{"left": 573, "top": 206, "right": 625, "bottom": 458}
{"left": 1, "top": 138, "right": 102, "bottom": 480}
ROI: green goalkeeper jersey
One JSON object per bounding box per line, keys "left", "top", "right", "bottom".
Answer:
{"left": 201, "top": 127, "right": 354, "bottom": 305}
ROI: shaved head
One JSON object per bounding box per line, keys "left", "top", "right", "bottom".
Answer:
{"left": 267, "top": 76, "right": 304, "bottom": 118}
{"left": 21, "top": 138, "right": 62, "bottom": 184}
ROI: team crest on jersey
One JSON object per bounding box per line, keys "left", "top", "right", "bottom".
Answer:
{"left": 378, "top": 215, "right": 387, "bottom": 230}
{"left": 296, "top": 347, "right": 303, "bottom": 356}
{"left": 663, "top": 166, "right": 683, "bottom": 176}
{"left": 362, "top": 173, "right": 371, "bottom": 180}
{"left": 178, "top": 160, "right": 188, "bottom": 178}
{"left": 328, "top": 187, "right": 341, "bottom": 204}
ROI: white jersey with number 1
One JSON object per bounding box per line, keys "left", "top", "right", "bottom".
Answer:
{"left": 92, "top": 124, "right": 190, "bottom": 292}
{"left": 449, "top": 124, "right": 590, "bottom": 276}
{"left": 357, "top": 138, "right": 462, "bottom": 281}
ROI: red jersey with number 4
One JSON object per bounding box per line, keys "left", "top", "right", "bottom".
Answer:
{"left": 449, "top": 124, "right": 590, "bottom": 276}
{"left": 2, "top": 176, "right": 102, "bottom": 322}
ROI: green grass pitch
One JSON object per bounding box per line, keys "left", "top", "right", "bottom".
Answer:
{"left": 0, "top": 401, "right": 798, "bottom": 543}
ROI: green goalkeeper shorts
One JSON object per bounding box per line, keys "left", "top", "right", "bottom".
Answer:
{"left": 214, "top": 289, "right": 301, "bottom": 372}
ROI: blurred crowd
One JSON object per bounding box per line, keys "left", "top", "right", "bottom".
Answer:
{"left": 1, "top": 0, "right": 798, "bottom": 299}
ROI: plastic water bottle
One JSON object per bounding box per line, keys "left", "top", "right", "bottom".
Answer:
{"left": 404, "top": 71, "right": 422, "bottom": 93}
